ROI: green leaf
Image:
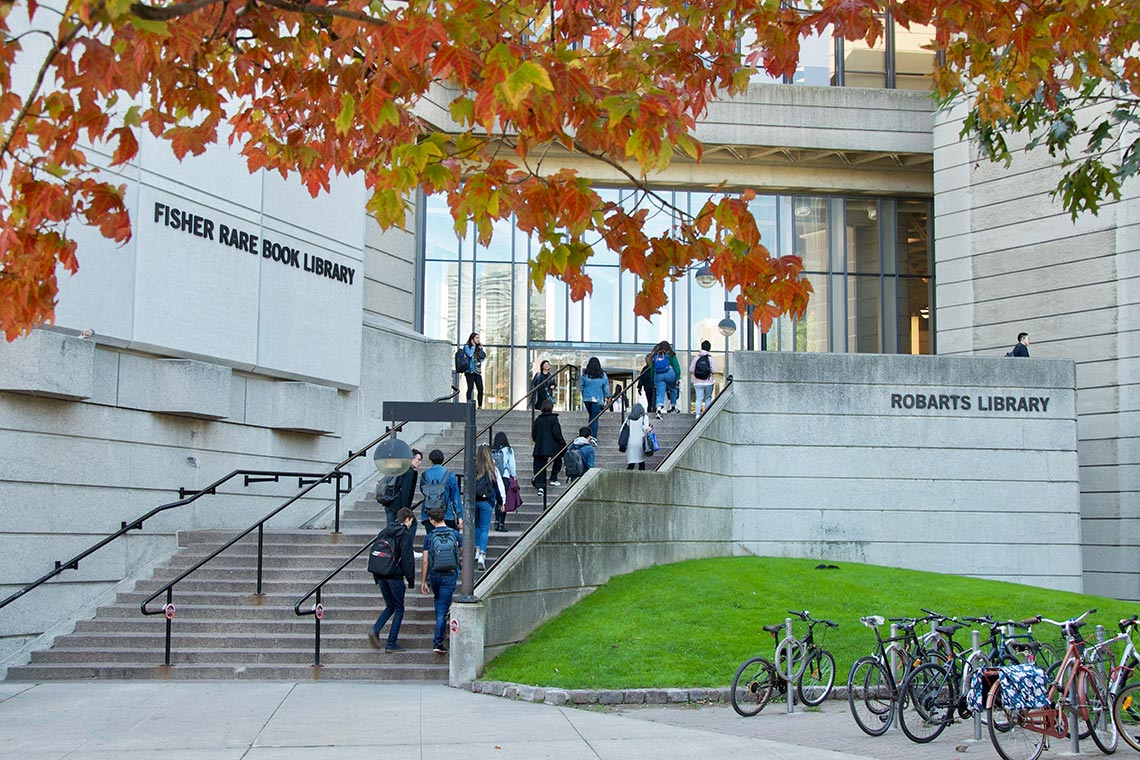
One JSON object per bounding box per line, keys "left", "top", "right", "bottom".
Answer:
{"left": 128, "top": 15, "right": 170, "bottom": 36}
{"left": 335, "top": 94, "right": 355, "bottom": 135}
{"left": 449, "top": 96, "right": 475, "bottom": 125}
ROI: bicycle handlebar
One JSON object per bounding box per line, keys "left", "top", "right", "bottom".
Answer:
{"left": 1120, "top": 614, "right": 1139, "bottom": 633}
{"left": 1039, "top": 608, "right": 1096, "bottom": 628}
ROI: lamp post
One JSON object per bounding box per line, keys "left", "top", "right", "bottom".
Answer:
{"left": 723, "top": 301, "right": 761, "bottom": 351}
{"left": 380, "top": 400, "right": 478, "bottom": 599}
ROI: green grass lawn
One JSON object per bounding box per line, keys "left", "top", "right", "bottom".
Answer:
{"left": 481, "top": 556, "right": 1137, "bottom": 689}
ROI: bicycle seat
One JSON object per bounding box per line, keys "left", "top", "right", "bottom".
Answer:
{"left": 936, "top": 623, "right": 964, "bottom": 636}
{"left": 860, "top": 615, "right": 885, "bottom": 628}
{"left": 763, "top": 624, "right": 784, "bottom": 634}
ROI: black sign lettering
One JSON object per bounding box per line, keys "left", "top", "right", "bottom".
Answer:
{"left": 890, "top": 391, "right": 1050, "bottom": 414}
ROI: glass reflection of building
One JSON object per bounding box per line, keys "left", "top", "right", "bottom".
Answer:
{"left": 419, "top": 189, "right": 933, "bottom": 410}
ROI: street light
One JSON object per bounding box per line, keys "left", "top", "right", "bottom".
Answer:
{"left": 695, "top": 265, "right": 717, "bottom": 289}
{"left": 373, "top": 436, "right": 413, "bottom": 476}
{"left": 717, "top": 317, "right": 737, "bottom": 337}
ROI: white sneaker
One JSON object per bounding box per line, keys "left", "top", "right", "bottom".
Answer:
{"left": 549, "top": 479, "right": 561, "bottom": 487}
{"left": 477, "top": 554, "right": 486, "bottom": 571}
{"left": 413, "top": 551, "right": 423, "bottom": 561}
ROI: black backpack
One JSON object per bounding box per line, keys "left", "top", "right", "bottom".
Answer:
{"left": 474, "top": 473, "right": 495, "bottom": 501}
{"left": 564, "top": 444, "right": 585, "bottom": 478}
{"left": 375, "top": 475, "right": 400, "bottom": 506}
{"left": 427, "top": 528, "right": 460, "bottom": 573}
{"left": 454, "top": 348, "right": 471, "bottom": 373}
{"left": 367, "top": 525, "right": 402, "bottom": 576}
{"left": 693, "top": 354, "right": 712, "bottom": 380}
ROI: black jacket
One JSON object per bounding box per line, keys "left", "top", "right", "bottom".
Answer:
{"left": 394, "top": 466, "right": 418, "bottom": 511}
{"left": 1011, "top": 343, "right": 1029, "bottom": 357}
{"left": 531, "top": 411, "right": 566, "bottom": 456}
{"left": 375, "top": 523, "right": 416, "bottom": 586}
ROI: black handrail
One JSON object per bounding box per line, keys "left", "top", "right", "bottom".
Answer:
{"left": 0, "top": 469, "right": 350, "bottom": 614}
{"left": 291, "top": 370, "right": 577, "bottom": 666}
{"left": 140, "top": 386, "right": 460, "bottom": 666}
{"left": 475, "top": 374, "right": 734, "bottom": 591}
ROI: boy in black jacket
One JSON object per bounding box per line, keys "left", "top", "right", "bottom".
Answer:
{"left": 368, "top": 507, "right": 416, "bottom": 653}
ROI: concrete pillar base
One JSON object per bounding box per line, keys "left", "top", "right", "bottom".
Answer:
{"left": 448, "top": 597, "right": 486, "bottom": 686}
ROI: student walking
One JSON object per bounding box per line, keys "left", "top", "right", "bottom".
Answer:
{"left": 565, "top": 426, "right": 596, "bottom": 482}
{"left": 419, "top": 449, "right": 462, "bottom": 532}
{"left": 578, "top": 357, "right": 610, "bottom": 439}
{"left": 367, "top": 507, "right": 416, "bottom": 653}
{"left": 651, "top": 342, "right": 681, "bottom": 417}
{"left": 530, "top": 359, "right": 557, "bottom": 409}
{"left": 624, "top": 404, "right": 653, "bottom": 471}
{"left": 473, "top": 445, "right": 505, "bottom": 571}
{"left": 637, "top": 354, "right": 656, "bottom": 413}
{"left": 420, "top": 508, "right": 462, "bottom": 655}
{"left": 491, "top": 432, "right": 517, "bottom": 532}
{"left": 461, "top": 332, "right": 487, "bottom": 407}
{"left": 689, "top": 340, "right": 716, "bottom": 420}
{"left": 531, "top": 398, "right": 566, "bottom": 496}
{"left": 1008, "top": 332, "right": 1030, "bottom": 357}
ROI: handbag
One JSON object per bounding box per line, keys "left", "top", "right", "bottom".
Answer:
{"left": 504, "top": 476, "right": 523, "bottom": 513}
{"left": 618, "top": 420, "right": 630, "bottom": 453}
{"left": 643, "top": 430, "right": 659, "bottom": 456}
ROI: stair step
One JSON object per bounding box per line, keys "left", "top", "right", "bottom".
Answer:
{"left": 6, "top": 663, "right": 447, "bottom": 681}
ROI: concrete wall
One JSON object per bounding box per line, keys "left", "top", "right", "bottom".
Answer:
{"left": 455, "top": 351, "right": 1080, "bottom": 678}
{"left": 933, "top": 103, "right": 1140, "bottom": 599}
{"left": 0, "top": 321, "right": 452, "bottom": 662}
{"left": 726, "top": 351, "right": 1083, "bottom": 590}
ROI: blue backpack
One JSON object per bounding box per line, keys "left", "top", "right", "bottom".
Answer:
{"left": 428, "top": 529, "right": 460, "bottom": 573}
{"left": 653, "top": 352, "right": 670, "bottom": 373}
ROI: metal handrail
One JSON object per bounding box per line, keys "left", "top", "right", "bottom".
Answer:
{"left": 140, "top": 386, "right": 460, "bottom": 665}
{"left": 475, "top": 374, "right": 734, "bottom": 591}
{"left": 0, "top": 469, "right": 348, "bottom": 614}
{"left": 290, "top": 371, "right": 576, "bottom": 667}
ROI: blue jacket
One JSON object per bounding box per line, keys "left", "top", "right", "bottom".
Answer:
{"left": 419, "top": 464, "right": 462, "bottom": 522}
{"left": 569, "top": 437, "right": 596, "bottom": 471}
{"left": 579, "top": 372, "right": 610, "bottom": 403}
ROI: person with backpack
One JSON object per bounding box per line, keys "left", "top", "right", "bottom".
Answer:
{"left": 377, "top": 448, "right": 422, "bottom": 529}
{"left": 578, "top": 357, "right": 610, "bottom": 439}
{"left": 689, "top": 340, "right": 716, "bottom": 421}
{"left": 531, "top": 398, "right": 566, "bottom": 497}
{"left": 472, "top": 444, "right": 505, "bottom": 571}
{"left": 636, "top": 354, "right": 656, "bottom": 413}
{"left": 419, "top": 448, "right": 462, "bottom": 532}
{"left": 460, "top": 332, "right": 487, "bottom": 407}
{"left": 564, "top": 426, "right": 596, "bottom": 482}
{"left": 491, "top": 432, "right": 517, "bottom": 532}
{"left": 529, "top": 359, "right": 557, "bottom": 409}
{"left": 367, "top": 507, "right": 416, "bottom": 653}
{"left": 624, "top": 404, "right": 652, "bottom": 471}
{"left": 652, "top": 341, "right": 681, "bottom": 417}
{"left": 420, "top": 508, "right": 462, "bottom": 655}
{"left": 1008, "top": 332, "right": 1030, "bottom": 357}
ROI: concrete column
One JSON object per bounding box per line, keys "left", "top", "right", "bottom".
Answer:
{"left": 448, "top": 598, "right": 486, "bottom": 687}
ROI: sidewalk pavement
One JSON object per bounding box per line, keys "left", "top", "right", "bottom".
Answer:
{"left": 0, "top": 680, "right": 1105, "bottom": 759}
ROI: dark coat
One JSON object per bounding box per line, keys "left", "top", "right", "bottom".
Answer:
{"left": 374, "top": 523, "right": 416, "bottom": 586}
{"left": 531, "top": 411, "right": 566, "bottom": 456}
{"left": 394, "top": 466, "right": 418, "bottom": 511}
{"left": 1011, "top": 343, "right": 1029, "bottom": 357}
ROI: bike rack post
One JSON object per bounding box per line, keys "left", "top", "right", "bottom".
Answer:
{"left": 972, "top": 628, "right": 982, "bottom": 741}
{"left": 785, "top": 617, "right": 795, "bottom": 714}
{"left": 889, "top": 622, "right": 899, "bottom": 730}
{"left": 1095, "top": 624, "right": 1106, "bottom": 677}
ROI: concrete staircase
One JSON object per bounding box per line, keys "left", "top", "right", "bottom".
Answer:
{"left": 6, "top": 407, "right": 695, "bottom": 681}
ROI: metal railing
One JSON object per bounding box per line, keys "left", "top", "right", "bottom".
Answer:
{"left": 290, "top": 370, "right": 578, "bottom": 666}
{"left": 0, "top": 469, "right": 346, "bottom": 614}
{"left": 474, "top": 374, "right": 734, "bottom": 592}
{"left": 139, "top": 387, "right": 460, "bottom": 666}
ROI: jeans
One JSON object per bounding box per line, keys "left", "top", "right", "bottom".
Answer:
{"left": 371, "top": 577, "right": 407, "bottom": 646}
{"left": 694, "top": 383, "right": 714, "bottom": 418}
{"left": 654, "top": 367, "right": 677, "bottom": 410}
{"left": 584, "top": 400, "right": 603, "bottom": 438}
{"left": 428, "top": 571, "right": 458, "bottom": 648}
{"left": 465, "top": 372, "right": 484, "bottom": 407}
{"left": 474, "top": 499, "right": 493, "bottom": 553}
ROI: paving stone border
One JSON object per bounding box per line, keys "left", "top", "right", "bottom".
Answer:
{"left": 462, "top": 680, "right": 852, "bottom": 706}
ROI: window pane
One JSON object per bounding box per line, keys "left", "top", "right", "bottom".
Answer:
{"left": 478, "top": 343, "right": 510, "bottom": 408}
{"left": 796, "top": 28, "right": 832, "bottom": 86}
{"left": 848, "top": 274, "right": 882, "bottom": 353}
{"left": 841, "top": 21, "right": 887, "bottom": 88}
{"left": 898, "top": 200, "right": 931, "bottom": 277}
{"left": 592, "top": 189, "right": 621, "bottom": 266}
{"left": 898, "top": 277, "right": 932, "bottom": 354}
{"left": 475, "top": 263, "right": 512, "bottom": 345}
{"left": 846, "top": 200, "right": 880, "bottom": 274}
{"left": 584, "top": 267, "right": 619, "bottom": 343}
{"left": 749, "top": 194, "right": 779, "bottom": 256}
{"left": 423, "top": 261, "right": 457, "bottom": 341}
{"left": 798, "top": 273, "right": 830, "bottom": 351}
{"left": 794, "top": 197, "right": 829, "bottom": 272}
{"left": 895, "top": 22, "right": 936, "bottom": 91}
{"left": 476, "top": 216, "right": 512, "bottom": 261}
{"left": 512, "top": 264, "right": 529, "bottom": 345}
{"left": 530, "top": 277, "right": 567, "bottom": 341}
{"left": 423, "top": 194, "right": 459, "bottom": 261}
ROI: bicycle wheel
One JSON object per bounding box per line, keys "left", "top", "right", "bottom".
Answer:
{"left": 1082, "top": 666, "right": 1118, "bottom": 754}
{"left": 848, "top": 656, "right": 894, "bottom": 736}
{"left": 1113, "top": 682, "right": 1140, "bottom": 752}
{"left": 774, "top": 636, "right": 807, "bottom": 682}
{"left": 731, "top": 656, "right": 776, "bottom": 717}
{"left": 797, "top": 648, "right": 836, "bottom": 706}
{"left": 988, "top": 702, "right": 1046, "bottom": 760}
{"left": 898, "top": 661, "right": 955, "bottom": 743}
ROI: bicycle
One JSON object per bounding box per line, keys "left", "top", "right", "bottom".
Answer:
{"left": 985, "top": 609, "right": 1116, "bottom": 760}
{"left": 848, "top": 614, "right": 937, "bottom": 736}
{"left": 1099, "top": 615, "right": 1140, "bottom": 751}
{"left": 731, "top": 610, "right": 838, "bottom": 716}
